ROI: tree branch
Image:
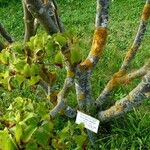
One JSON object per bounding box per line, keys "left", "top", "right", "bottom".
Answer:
{"left": 73, "top": 0, "right": 110, "bottom": 113}
{"left": 75, "top": 70, "right": 94, "bottom": 111}
{"left": 0, "top": 23, "right": 14, "bottom": 43}
{"left": 50, "top": 74, "right": 75, "bottom": 118}
{"left": 24, "top": 0, "right": 59, "bottom": 35}
{"left": 79, "top": 0, "right": 109, "bottom": 71}
{"left": 121, "top": 0, "right": 150, "bottom": 70}
{"left": 96, "top": 59, "right": 150, "bottom": 106}
{"left": 50, "top": 0, "right": 65, "bottom": 32}
{"left": 22, "top": 0, "right": 35, "bottom": 43}
{"left": 98, "top": 70, "right": 150, "bottom": 122}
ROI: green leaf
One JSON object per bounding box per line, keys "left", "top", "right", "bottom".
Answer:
{"left": 0, "top": 50, "right": 10, "bottom": 65}
{"left": 71, "top": 48, "right": 82, "bottom": 65}
{"left": 11, "top": 42, "right": 24, "bottom": 54}
{"left": 0, "top": 73, "right": 13, "bottom": 91}
{"left": 13, "top": 97, "right": 24, "bottom": 107}
{"left": 23, "top": 64, "right": 31, "bottom": 78}
{"left": 26, "top": 37, "right": 35, "bottom": 50}
{"left": 15, "top": 111, "right": 21, "bottom": 122}
{"left": 27, "top": 75, "right": 40, "bottom": 86}
{"left": 41, "top": 33, "right": 51, "bottom": 47}
{"left": 41, "top": 121, "right": 54, "bottom": 132}
{"left": 13, "top": 59, "right": 26, "bottom": 73}
{"left": 13, "top": 97, "right": 24, "bottom": 110}
{"left": 34, "top": 128, "right": 49, "bottom": 147}
{"left": 15, "top": 75, "right": 25, "bottom": 87}
{"left": 0, "top": 129, "right": 17, "bottom": 150}
{"left": 6, "top": 112, "right": 16, "bottom": 124}
{"left": 59, "top": 121, "right": 72, "bottom": 142}
{"left": 21, "top": 112, "right": 36, "bottom": 123}
{"left": 33, "top": 36, "right": 43, "bottom": 49}
{"left": 25, "top": 142, "right": 37, "bottom": 150}
{"left": 35, "top": 102, "right": 48, "bottom": 119}
{"left": 7, "top": 76, "right": 13, "bottom": 91}
{"left": 74, "top": 134, "right": 87, "bottom": 150}
{"left": 21, "top": 125, "right": 37, "bottom": 143}
{"left": 24, "top": 116, "right": 38, "bottom": 127}
{"left": 7, "top": 104, "right": 13, "bottom": 111}
{"left": 53, "top": 33, "right": 67, "bottom": 47}
{"left": 27, "top": 33, "right": 50, "bottom": 51}
{"left": 15, "top": 123, "right": 22, "bottom": 144}
{"left": 45, "top": 41, "right": 55, "bottom": 56}
{"left": 54, "top": 51, "right": 63, "bottom": 66}
{"left": 30, "top": 64, "right": 40, "bottom": 76}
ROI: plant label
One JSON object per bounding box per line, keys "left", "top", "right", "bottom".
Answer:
{"left": 75, "top": 111, "right": 100, "bottom": 133}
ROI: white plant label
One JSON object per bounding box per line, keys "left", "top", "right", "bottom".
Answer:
{"left": 75, "top": 111, "right": 100, "bottom": 133}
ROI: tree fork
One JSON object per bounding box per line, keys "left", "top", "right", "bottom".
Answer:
{"left": 96, "top": 0, "right": 150, "bottom": 107}
{"left": 98, "top": 71, "right": 150, "bottom": 121}
{"left": 24, "top": 0, "right": 59, "bottom": 35}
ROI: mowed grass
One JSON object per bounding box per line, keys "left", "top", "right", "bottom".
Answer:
{"left": 1, "top": 0, "right": 150, "bottom": 149}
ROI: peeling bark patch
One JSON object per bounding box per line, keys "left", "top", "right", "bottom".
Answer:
{"left": 142, "top": 4, "right": 150, "bottom": 21}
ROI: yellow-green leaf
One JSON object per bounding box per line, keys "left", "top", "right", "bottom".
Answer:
{"left": 23, "top": 64, "right": 31, "bottom": 78}
{"left": 15, "top": 123, "right": 22, "bottom": 144}
{"left": 21, "top": 125, "right": 37, "bottom": 143}
{"left": 27, "top": 75, "right": 41, "bottom": 86}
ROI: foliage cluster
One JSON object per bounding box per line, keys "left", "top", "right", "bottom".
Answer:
{"left": 0, "top": 97, "right": 87, "bottom": 149}
{"left": 0, "top": 33, "right": 81, "bottom": 92}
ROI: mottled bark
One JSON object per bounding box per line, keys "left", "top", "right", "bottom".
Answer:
{"left": 0, "top": 23, "right": 14, "bottom": 43}
{"left": 22, "top": 0, "right": 35, "bottom": 43}
{"left": 72, "top": 1, "right": 110, "bottom": 142}
{"left": 80, "top": 0, "right": 109, "bottom": 71}
{"left": 75, "top": 70, "right": 94, "bottom": 111}
{"left": 95, "top": 0, "right": 109, "bottom": 28}
{"left": 24, "top": 0, "right": 59, "bottom": 34}
{"left": 75, "top": 0, "right": 109, "bottom": 112}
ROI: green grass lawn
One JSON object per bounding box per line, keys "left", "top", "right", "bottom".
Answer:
{"left": 0, "top": 0, "right": 150, "bottom": 149}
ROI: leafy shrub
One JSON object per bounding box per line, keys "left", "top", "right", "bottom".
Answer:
{"left": 0, "top": 97, "right": 87, "bottom": 149}
{"left": 0, "top": 33, "right": 81, "bottom": 91}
